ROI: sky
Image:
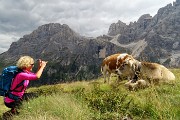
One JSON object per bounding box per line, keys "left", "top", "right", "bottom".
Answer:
{"left": 0, "top": 0, "right": 175, "bottom": 53}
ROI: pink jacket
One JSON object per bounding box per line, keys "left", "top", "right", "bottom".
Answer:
{"left": 4, "top": 70, "right": 37, "bottom": 103}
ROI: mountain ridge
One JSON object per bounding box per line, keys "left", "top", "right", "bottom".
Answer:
{"left": 107, "top": 0, "right": 180, "bottom": 67}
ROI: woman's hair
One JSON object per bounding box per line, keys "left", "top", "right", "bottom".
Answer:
{"left": 16, "top": 56, "right": 34, "bottom": 69}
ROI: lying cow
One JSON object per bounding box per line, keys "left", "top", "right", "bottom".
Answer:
{"left": 116, "top": 58, "right": 176, "bottom": 89}
{"left": 101, "top": 53, "right": 135, "bottom": 83}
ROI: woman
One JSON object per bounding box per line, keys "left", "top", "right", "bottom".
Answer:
{"left": 3, "top": 56, "right": 47, "bottom": 115}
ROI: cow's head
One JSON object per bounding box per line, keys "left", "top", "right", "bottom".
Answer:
{"left": 115, "top": 56, "right": 139, "bottom": 78}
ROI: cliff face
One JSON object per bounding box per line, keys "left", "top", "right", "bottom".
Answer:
{"left": 107, "top": 0, "right": 180, "bottom": 67}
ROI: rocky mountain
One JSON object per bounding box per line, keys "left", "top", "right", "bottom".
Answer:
{"left": 108, "top": 0, "right": 180, "bottom": 67}
{"left": 0, "top": 0, "right": 180, "bottom": 85}
{"left": 0, "top": 23, "right": 125, "bottom": 62}
{"left": 0, "top": 23, "right": 126, "bottom": 85}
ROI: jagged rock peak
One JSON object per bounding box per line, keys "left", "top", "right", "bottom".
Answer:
{"left": 137, "top": 14, "right": 152, "bottom": 23}
{"left": 108, "top": 20, "right": 127, "bottom": 36}
{"left": 23, "top": 23, "right": 76, "bottom": 39}
{"left": 174, "top": 0, "right": 180, "bottom": 6}
{"left": 156, "top": 3, "right": 173, "bottom": 19}
{"left": 37, "top": 23, "right": 70, "bottom": 32}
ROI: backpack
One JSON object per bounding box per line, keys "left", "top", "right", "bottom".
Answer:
{"left": 0, "top": 66, "right": 24, "bottom": 100}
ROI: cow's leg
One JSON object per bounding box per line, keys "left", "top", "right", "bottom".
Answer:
{"left": 102, "top": 70, "right": 108, "bottom": 83}
{"left": 101, "top": 67, "right": 106, "bottom": 83}
{"left": 116, "top": 75, "right": 123, "bottom": 82}
{"left": 104, "top": 72, "right": 107, "bottom": 83}
{"left": 102, "top": 68, "right": 111, "bottom": 83}
{"left": 104, "top": 72, "right": 111, "bottom": 83}
{"left": 103, "top": 71, "right": 110, "bottom": 83}
{"left": 107, "top": 72, "right": 111, "bottom": 83}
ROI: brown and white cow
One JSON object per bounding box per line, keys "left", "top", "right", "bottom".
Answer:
{"left": 101, "top": 53, "right": 135, "bottom": 83}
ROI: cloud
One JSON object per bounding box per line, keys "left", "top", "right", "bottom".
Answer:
{"left": 0, "top": 33, "right": 20, "bottom": 53}
{"left": 0, "top": 0, "right": 175, "bottom": 53}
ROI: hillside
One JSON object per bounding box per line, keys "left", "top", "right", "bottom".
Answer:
{"left": 0, "top": 69, "right": 180, "bottom": 120}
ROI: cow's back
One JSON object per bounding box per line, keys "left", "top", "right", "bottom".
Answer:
{"left": 102, "top": 53, "right": 120, "bottom": 71}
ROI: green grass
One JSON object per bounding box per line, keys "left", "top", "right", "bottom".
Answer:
{"left": 0, "top": 69, "right": 180, "bottom": 120}
{"left": 13, "top": 93, "right": 92, "bottom": 120}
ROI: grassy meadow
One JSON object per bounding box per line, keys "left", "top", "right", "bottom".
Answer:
{"left": 0, "top": 69, "right": 180, "bottom": 120}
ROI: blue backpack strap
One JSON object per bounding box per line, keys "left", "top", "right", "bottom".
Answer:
{"left": 7, "top": 80, "right": 25, "bottom": 100}
{"left": 11, "top": 80, "right": 25, "bottom": 92}
{"left": 7, "top": 93, "right": 21, "bottom": 101}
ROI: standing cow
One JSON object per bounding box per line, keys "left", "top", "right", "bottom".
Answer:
{"left": 101, "top": 53, "right": 135, "bottom": 83}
